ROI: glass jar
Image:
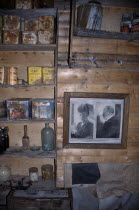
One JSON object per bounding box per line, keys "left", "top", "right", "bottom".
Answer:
{"left": 41, "top": 164, "right": 53, "bottom": 180}
{"left": 0, "top": 165, "right": 11, "bottom": 181}
{"left": 29, "top": 167, "right": 38, "bottom": 182}
{"left": 41, "top": 123, "right": 55, "bottom": 151}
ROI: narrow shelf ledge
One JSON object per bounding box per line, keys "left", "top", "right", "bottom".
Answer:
{"left": 0, "top": 44, "right": 57, "bottom": 51}
{"left": 0, "top": 119, "right": 55, "bottom": 123}
{"left": 0, "top": 84, "right": 55, "bottom": 88}
{"left": 1, "top": 147, "right": 56, "bottom": 159}
{"left": 74, "top": 30, "right": 139, "bottom": 41}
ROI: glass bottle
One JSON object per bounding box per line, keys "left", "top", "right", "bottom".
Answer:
{"left": 41, "top": 123, "right": 55, "bottom": 151}
{"left": 0, "top": 165, "right": 11, "bottom": 181}
{"left": 22, "top": 125, "right": 30, "bottom": 150}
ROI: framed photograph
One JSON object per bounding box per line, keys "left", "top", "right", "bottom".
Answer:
{"left": 63, "top": 92, "right": 130, "bottom": 149}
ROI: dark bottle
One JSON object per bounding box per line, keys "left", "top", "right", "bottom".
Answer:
{"left": 0, "top": 128, "right": 4, "bottom": 153}
{"left": 4, "top": 126, "right": 9, "bottom": 149}
{"left": 22, "top": 125, "right": 30, "bottom": 150}
{"left": 41, "top": 123, "right": 55, "bottom": 151}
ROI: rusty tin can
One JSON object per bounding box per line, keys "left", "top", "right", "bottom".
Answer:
{"left": 24, "top": 18, "right": 38, "bottom": 31}
{"left": 22, "top": 31, "right": 37, "bottom": 44}
{"left": 3, "top": 30, "right": 20, "bottom": 44}
{"left": 42, "top": 67, "right": 54, "bottom": 85}
{"left": 4, "top": 15, "right": 20, "bottom": 30}
{"left": 0, "top": 67, "right": 5, "bottom": 84}
{"left": 8, "top": 67, "right": 17, "bottom": 85}
{"left": 16, "top": 0, "right": 32, "bottom": 9}
{"left": 38, "top": 15, "right": 54, "bottom": 31}
{"left": 28, "top": 67, "right": 42, "bottom": 85}
{"left": 38, "top": 30, "right": 54, "bottom": 44}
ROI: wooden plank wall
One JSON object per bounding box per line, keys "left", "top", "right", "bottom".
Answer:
{"left": 56, "top": 2, "right": 139, "bottom": 187}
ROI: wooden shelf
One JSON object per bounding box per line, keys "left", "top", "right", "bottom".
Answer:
{"left": 0, "top": 44, "right": 57, "bottom": 51}
{"left": 1, "top": 147, "right": 56, "bottom": 159}
{"left": 0, "top": 84, "right": 55, "bottom": 88}
{"left": 74, "top": 30, "right": 139, "bottom": 41}
{"left": 0, "top": 119, "right": 55, "bottom": 123}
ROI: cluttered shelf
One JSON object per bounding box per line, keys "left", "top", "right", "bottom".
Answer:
{"left": 0, "top": 146, "right": 56, "bottom": 158}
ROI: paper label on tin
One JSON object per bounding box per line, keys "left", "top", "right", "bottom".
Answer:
{"left": 28, "top": 67, "right": 42, "bottom": 85}
{"left": 0, "top": 67, "right": 5, "bottom": 84}
{"left": 42, "top": 67, "right": 54, "bottom": 84}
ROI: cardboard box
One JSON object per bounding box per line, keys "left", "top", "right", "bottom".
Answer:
{"left": 42, "top": 67, "right": 54, "bottom": 85}
{"left": 32, "top": 99, "right": 54, "bottom": 120}
{"left": 28, "top": 67, "right": 42, "bottom": 85}
{"left": 6, "top": 99, "right": 31, "bottom": 120}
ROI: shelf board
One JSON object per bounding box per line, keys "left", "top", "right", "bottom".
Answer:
{"left": 0, "top": 119, "right": 55, "bottom": 123}
{"left": 74, "top": 29, "right": 139, "bottom": 41}
{"left": 0, "top": 84, "right": 55, "bottom": 88}
{"left": 0, "top": 44, "right": 57, "bottom": 51}
{"left": 1, "top": 147, "right": 56, "bottom": 159}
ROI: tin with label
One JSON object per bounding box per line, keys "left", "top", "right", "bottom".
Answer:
{"left": 0, "top": 67, "right": 5, "bottom": 84}
{"left": 3, "top": 30, "right": 19, "bottom": 44}
{"left": 24, "top": 18, "right": 38, "bottom": 31}
{"left": 4, "top": 15, "right": 20, "bottom": 30}
{"left": 22, "top": 31, "right": 37, "bottom": 44}
{"left": 28, "top": 67, "right": 42, "bottom": 85}
{"left": 8, "top": 67, "right": 17, "bottom": 85}
{"left": 38, "top": 15, "right": 54, "bottom": 31}
{"left": 16, "top": 0, "right": 32, "bottom": 9}
{"left": 38, "top": 31, "right": 54, "bottom": 44}
{"left": 42, "top": 67, "right": 54, "bottom": 85}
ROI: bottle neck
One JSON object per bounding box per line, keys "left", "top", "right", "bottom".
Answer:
{"left": 24, "top": 125, "right": 28, "bottom": 137}
{"left": 45, "top": 123, "right": 49, "bottom": 128}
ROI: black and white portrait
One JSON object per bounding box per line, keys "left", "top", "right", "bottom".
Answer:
{"left": 69, "top": 98, "right": 124, "bottom": 144}
{"left": 63, "top": 92, "right": 129, "bottom": 149}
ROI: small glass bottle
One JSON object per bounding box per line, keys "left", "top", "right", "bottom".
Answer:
{"left": 29, "top": 167, "right": 38, "bottom": 182}
{"left": 0, "top": 165, "right": 11, "bottom": 181}
{"left": 41, "top": 164, "right": 53, "bottom": 180}
{"left": 22, "top": 125, "right": 30, "bottom": 150}
{"left": 41, "top": 123, "right": 55, "bottom": 151}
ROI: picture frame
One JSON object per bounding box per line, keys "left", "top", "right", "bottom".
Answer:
{"left": 63, "top": 92, "right": 130, "bottom": 149}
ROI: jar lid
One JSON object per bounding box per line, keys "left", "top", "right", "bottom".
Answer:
{"left": 41, "top": 164, "right": 53, "bottom": 170}
{"left": 29, "top": 167, "right": 38, "bottom": 172}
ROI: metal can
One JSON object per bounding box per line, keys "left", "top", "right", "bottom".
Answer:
{"left": 0, "top": 67, "right": 5, "bottom": 84}
{"left": 41, "top": 164, "right": 53, "bottom": 180}
{"left": 8, "top": 67, "right": 17, "bottom": 85}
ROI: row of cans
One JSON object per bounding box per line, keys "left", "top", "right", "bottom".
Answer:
{"left": 0, "top": 15, "right": 55, "bottom": 44}
{"left": 0, "top": 66, "right": 54, "bottom": 85}
{"left": 15, "top": 0, "right": 54, "bottom": 9}
{"left": 0, "top": 30, "right": 54, "bottom": 45}
{"left": 0, "top": 15, "right": 55, "bottom": 31}
{"left": 0, "top": 67, "right": 17, "bottom": 85}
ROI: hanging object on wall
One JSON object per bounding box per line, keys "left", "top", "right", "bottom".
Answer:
{"left": 77, "top": 0, "right": 103, "bottom": 30}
